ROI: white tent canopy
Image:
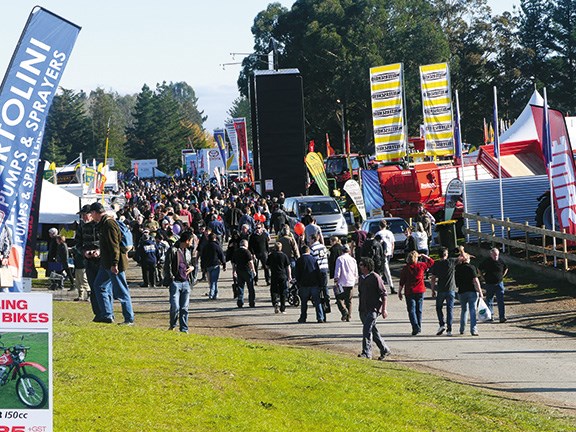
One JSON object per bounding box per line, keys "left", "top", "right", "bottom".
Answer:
{"left": 500, "top": 90, "right": 544, "bottom": 143}
{"left": 39, "top": 180, "right": 81, "bottom": 225}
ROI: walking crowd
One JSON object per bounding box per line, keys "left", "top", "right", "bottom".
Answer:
{"left": 60, "top": 176, "right": 509, "bottom": 358}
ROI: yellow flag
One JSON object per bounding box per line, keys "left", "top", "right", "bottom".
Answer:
{"left": 48, "top": 162, "right": 56, "bottom": 170}
{"left": 305, "top": 152, "right": 330, "bottom": 196}
{"left": 226, "top": 153, "right": 235, "bottom": 170}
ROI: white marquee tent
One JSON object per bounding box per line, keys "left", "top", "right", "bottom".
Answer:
{"left": 500, "top": 89, "right": 576, "bottom": 144}
{"left": 39, "top": 180, "right": 81, "bottom": 225}
{"left": 500, "top": 90, "right": 544, "bottom": 143}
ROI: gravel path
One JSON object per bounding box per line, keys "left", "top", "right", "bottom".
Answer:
{"left": 50, "top": 260, "right": 576, "bottom": 412}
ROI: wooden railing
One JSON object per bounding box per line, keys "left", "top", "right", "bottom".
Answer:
{"left": 463, "top": 212, "right": 576, "bottom": 271}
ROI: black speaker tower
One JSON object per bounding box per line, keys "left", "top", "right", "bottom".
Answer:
{"left": 250, "top": 69, "right": 307, "bottom": 197}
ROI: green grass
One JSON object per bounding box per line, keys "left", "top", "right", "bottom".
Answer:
{"left": 53, "top": 302, "right": 576, "bottom": 432}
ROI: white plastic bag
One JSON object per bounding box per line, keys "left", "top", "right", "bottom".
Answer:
{"left": 477, "top": 297, "right": 492, "bottom": 322}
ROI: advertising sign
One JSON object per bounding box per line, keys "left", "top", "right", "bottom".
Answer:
{"left": 0, "top": 293, "right": 52, "bottom": 430}
{"left": 343, "top": 179, "right": 367, "bottom": 221}
{"left": 225, "top": 122, "right": 239, "bottom": 170}
{"left": 370, "top": 63, "right": 406, "bottom": 161}
{"left": 444, "top": 178, "right": 463, "bottom": 221}
{"left": 0, "top": 8, "right": 80, "bottom": 292}
{"left": 130, "top": 159, "right": 158, "bottom": 179}
{"left": 533, "top": 106, "right": 576, "bottom": 236}
{"left": 196, "top": 149, "right": 225, "bottom": 177}
{"left": 420, "top": 63, "right": 454, "bottom": 157}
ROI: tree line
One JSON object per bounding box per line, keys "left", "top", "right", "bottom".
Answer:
{"left": 42, "top": 82, "right": 210, "bottom": 172}
{"left": 238, "top": 0, "right": 576, "bottom": 154}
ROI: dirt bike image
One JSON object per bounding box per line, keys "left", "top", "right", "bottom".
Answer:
{"left": 0, "top": 336, "right": 48, "bottom": 409}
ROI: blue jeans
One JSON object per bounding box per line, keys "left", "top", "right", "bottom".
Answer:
{"left": 458, "top": 291, "right": 478, "bottom": 334}
{"left": 435, "top": 291, "right": 455, "bottom": 331}
{"left": 360, "top": 311, "right": 389, "bottom": 358}
{"left": 94, "top": 267, "right": 135, "bottom": 323}
{"left": 170, "top": 281, "right": 190, "bottom": 332}
{"left": 405, "top": 293, "right": 424, "bottom": 334}
{"left": 85, "top": 259, "right": 104, "bottom": 318}
{"left": 237, "top": 269, "right": 255, "bottom": 307}
{"left": 207, "top": 265, "right": 221, "bottom": 299}
{"left": 484, "top": 282, "right": 506, "bottom": 320}
{"left": 298, "top": 286, "right": 325, "bottom": 322}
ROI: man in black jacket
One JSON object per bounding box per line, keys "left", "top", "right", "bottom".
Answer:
{"left": 358, "top": 257, "right": 390, "bottom": 360}
{"left": 294, "top": 246, "right": 324, "bottom": 323}
{"left": 249, "top": 223, "right": 270, "bottom": 285}
{"left": 200, "top": 232, "right": 226, "bottom": 300}
{"left": 266, "top": 242, "right": 292, "bottom": 313}
{"left": 232, "top": 239, "right": 256, "bottom": 308}
{"left": 75, "top": 204, "right": 102, "bottom": 320}
{"left": 163, "top": 231, "right": 194, "bottom": 333}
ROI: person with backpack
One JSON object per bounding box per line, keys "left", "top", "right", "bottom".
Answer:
{"left": 163, "top": 230, "right": 195, "bottom": 333}
{"left": 89, "top": 202, "right": 135, "bottom": 325}
{"left": 361, "top": 232, "right": 384, "bottom": 276}
{"left": 116, "top": 216, "right": 134, "bottom": 255}
{"left": 135, "top": 229, "right": 159, "bottom": 287}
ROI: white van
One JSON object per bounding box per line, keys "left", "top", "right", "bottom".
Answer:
{"left": 283, "top": 195, "right": 348, "bottom": 239}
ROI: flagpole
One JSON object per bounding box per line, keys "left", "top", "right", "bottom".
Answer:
{"left": 493, "top": 86, "right": 505, "bottom": 249}
{"left": 543, "top": 88, "right": 557, "bottom": 267}
{"left": 455, "top": 90, "right": 469, "bottom": 242}
{"left": 102, "top": 116, "right": 111, "bottom": 203}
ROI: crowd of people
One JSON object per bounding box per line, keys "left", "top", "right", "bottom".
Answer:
{"left": 54, "top": 176, "right": 508, "bottom": 357}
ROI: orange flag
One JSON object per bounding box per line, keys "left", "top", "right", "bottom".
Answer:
{"left": 326, "top": 133, "right": 335, "bottom": 157}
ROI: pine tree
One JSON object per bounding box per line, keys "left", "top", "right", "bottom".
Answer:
{"left": 43, "top": 88, "right": 92, "bottom": 165}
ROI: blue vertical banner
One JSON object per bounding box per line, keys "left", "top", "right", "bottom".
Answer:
{"left": 213, "top": 128, "right": 227, "bottom": 172}
{"left": 493, "top": 86, "right": 500, "bottom": 160}
{"left": 361, "top": 169, "right": 385, "bottom": 216}
{"left": 0, "top": 8, "right": 81, "bottom": 291}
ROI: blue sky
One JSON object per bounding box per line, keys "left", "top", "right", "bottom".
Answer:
{"left": 0, "top": 0, "right": 519, "bottom": 132}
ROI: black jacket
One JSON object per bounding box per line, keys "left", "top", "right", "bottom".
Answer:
{"left": 163, "top": 244, "right": 193, "bottom": 286}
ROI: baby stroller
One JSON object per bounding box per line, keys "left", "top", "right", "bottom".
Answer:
{"left": 287, "top": 281, "right": 300, "bottom": 307}
{"left": 48, "top": 270, "right": 66, "bottom": 290}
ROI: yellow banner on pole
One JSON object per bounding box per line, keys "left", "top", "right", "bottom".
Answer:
{"left": 370, "top": 63, "right": 407, "bottom": 161}
{"left": 420, "top": 63, "right": 454, "bottom": 157}
{"left": 305, "top": 152, "right": 330, "bottom": 196}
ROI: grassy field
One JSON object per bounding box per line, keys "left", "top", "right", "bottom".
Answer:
{"left": 51, "top": 302, "right": 576, "bottom": 432}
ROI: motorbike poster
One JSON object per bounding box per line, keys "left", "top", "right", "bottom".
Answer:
{"left": 0, "top": 293, "right": 52, "bottom": 431}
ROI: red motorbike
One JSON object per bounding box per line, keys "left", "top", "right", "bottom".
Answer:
{"left": 0, "top": 338, "right": 48, "bottom": 409}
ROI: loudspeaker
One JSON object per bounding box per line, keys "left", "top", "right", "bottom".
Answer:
{"left": 250, "top": 69, "right": 307, "bottom": 197}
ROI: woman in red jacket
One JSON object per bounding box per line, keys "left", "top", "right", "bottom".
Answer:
{"left": 398, "top": 251, "right": 434, "bottom": 335}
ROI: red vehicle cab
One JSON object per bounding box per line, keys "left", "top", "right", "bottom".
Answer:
{"left": 325, "top": 154, "right": 368, "bottom": 185}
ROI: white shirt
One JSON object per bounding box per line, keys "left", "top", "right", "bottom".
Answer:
{"left": 375, "top": 228, "right": 395, "bottom": 257}
{"left": 412, "top": 231, "right": 428, "bottom": 251}
{"left": 334, "top": 253, "right": 358, "bottom": 287}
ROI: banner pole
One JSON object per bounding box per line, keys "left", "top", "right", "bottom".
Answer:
{"left": 543, "top": 88, "right": 557, "bottom": 267}
{"left": 494, "top": 86, "right": 505, "bottom": 251}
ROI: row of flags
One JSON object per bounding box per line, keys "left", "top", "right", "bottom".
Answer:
{"left": 483, "top": 118, "right": 511, "bottom": 145}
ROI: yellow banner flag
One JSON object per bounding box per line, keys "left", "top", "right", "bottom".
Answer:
{"left": 305, "top": 152, "right": 330, "bottom": 196}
